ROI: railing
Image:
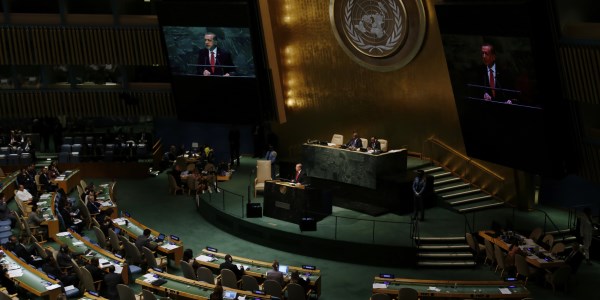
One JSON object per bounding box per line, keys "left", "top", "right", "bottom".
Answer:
{"left": 198, "top": 186, "right": 414, "bottom": 246}
{"left": 422, "top": 137, "right": 507, "bottom": 202}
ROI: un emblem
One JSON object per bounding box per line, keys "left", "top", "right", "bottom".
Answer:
{"left": 330, "top": 0, "right": 426, "bottom": 71}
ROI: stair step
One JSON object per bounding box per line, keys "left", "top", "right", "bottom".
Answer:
{"left": 448, "top": 195, "right": 492, "bottom": 206}
{"left": 423, "top": 166, "right": 443, "bottom": 173}
{"left": 418, "top": 244, "right": 470, "bottom": 251}
{"left": 435, "top": 183, "right": 471, "bottom": 193}
{"left": 434, "top": 177, "right": 462, "bottom": 186}
{"left": 545, "top": 229, "right": 572, "bottom": 236}
{"left": 417, "top": 260, "right": 477, "bottom": 267}
{"left": 441, "top": 189, "right": 481, "bottom": 199}
{"left": 414, "top": 236, "right": 465, "bottom": 243}
{"left": 457, "top": 201, "right": 505, "bottom": 213}
{"left": 418, "top": 252, "right": 473, "bottom": 258}
{"left": 432, "top": 172, "right": 453, "bottom": 179}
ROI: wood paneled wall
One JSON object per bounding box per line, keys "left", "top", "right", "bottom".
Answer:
{"left": 0, "top": 25, "right": 165, "bottom": 65}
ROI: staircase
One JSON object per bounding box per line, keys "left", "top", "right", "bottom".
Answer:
{"left": 414, "top": 236, "right": 476, "bottom": 267}
{"left": 424, "top": 167, "right": 504, "bottom": 213}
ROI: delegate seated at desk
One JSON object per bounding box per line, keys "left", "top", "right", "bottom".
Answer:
{"left": 345, "top": 132, "right": 362, "bottom": 149}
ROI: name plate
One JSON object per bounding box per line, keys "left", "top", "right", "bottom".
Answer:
{"left": 274, "top": 201, "right": 290, "bottom": 210}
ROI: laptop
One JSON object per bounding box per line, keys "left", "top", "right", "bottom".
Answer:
{"left": 155, "top": 233, "right": 166, "bottom": 243}
{"left": 223, "top": 290, "right": 237, "bottom": 299}
{"left": 278, "top": 265, "right": 288, "bottom": 274}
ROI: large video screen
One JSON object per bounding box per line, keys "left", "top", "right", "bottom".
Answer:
{"left": 436, "top": 0, "right": 564, "bottom": 174}
{"left": 162, "top": 26, "right": 255, "bottom": 78}
{"left": 156, "top": 0, "right": 274, "bottom": 124}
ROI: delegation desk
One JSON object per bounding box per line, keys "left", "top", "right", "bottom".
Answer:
{"left": 136, "top": 268, "right": 271, "bottom": 300}
{"left": 52, "top": 169, "right": 82, "bottom": 193}
{"left": 37, "top": 193, "right": 59, "bottom": 238}
{"left": 53, "top": 230, "right": 129, "bottom": 284}
{"left": 96, "top": 182, "right": 118, "bottom": 219}
{"left": 372, "top": 277, "right": 530, "bottom": 299}
{"left": 0, "top": 247, "right": 62, "bottom": 299}
{"left": 479, "top": 231, "right": 566, "bottom": 269}
{"left": 302, "top": 144, "right": 407, "bottom": 189}
{"left": 0, "top": 171, "right": 18, "bottom": 202}
{"left": 263, "top": 180, "right": 331, "bottom": 224}
{"left": 112, "top": 216, "right": 184, "bottom": 266}
{"left": 196, "top": 249, "right": 322, "bottom": 298}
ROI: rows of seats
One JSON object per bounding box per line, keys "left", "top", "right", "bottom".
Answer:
{"left": 0, "top": 152, "right": 32, "bottom": 166}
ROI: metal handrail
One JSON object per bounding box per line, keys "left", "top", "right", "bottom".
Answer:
{"left": 530, "top": 208, "right": 566, "bottom": 241}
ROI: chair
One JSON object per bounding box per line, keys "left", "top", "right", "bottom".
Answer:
{"left": 0, "top": 167, "right": 4, "bottom": 177}
{"left": 466, "top": 232, "right": 485, "bottom": 262}
{"left": 360, "top": 138, "right": 368, "bottom": 148}
{"left": 60, "top": 144, "right": 72, "bottom": 153}
{"left": 77, "top": 185, "right": 85, "bottom": 202}
{"left": 71, "top": 144, "right": 82, "bottom": 153}
{"left": 0, "top": 288, "right": 18, "bottom": 300}
{"left": 34, "top": 174, "right": 44, "bottom": 193}
{"left": 545, "top": 265, "right": 572, "bottom": 292}
{"left": 197, "top": 266, "right": 215, "bottom": 284}
{"left": 263, "top": 279, "right": 283, "bottom": 299}
{"left": 484, "top": 239, "right": 496, "bottom": 266}
{"left": 187, "top": 175, "right": 198, "bottom": 196}
{"left": 77, "top": 198, "right": 95, "bottom": 230}
{"left": 80, "top": 180, "right": 88, "bottom": 189}
{"left": 220, "top": 268, "right": 240, "bottom": 289}
{"left": 515, "top": 254, "right": 533, "bottom": 285}
{"left": 116, "top": 283, "right": 142, "bottom": 300}
{"left": 59, "top": 152, "right": 70, "bottom": 163}
{"left": 542, "top": 234, "right": 554, "bottom": 249}
{"left": 241, "top": 274, "right": 260, "bottom": 291}
{"left": 109, "top": 182, "right": 117, "bottom": 203}
{"left": 123, "top": 239, "right": 144, "bottom": 265}
{"left": 378, "top": 139, "right": 388, "bottom": 152}
{"left": 7, "top": 154, "right": 18, "bottom": 165}
{"left": 142, "top": 290, "right": 159, "bottom": 300}
{"left": 80, "top": 266, "right": 98, "bottom": 292}
{"left": 142, "top": 246, "right": 168, "bottom": 272}
{"left": 330, "top": 134, "right": 344, "bottom": 145}
{"left": 494, "top": 244, "right": 507, "bottom": 276}
{"left": 397, "top": 287, "right": 418, "bottom": 300}
{"left": 108, "top": 228, "right": 123, "bottom": 255}
{"left": 20, "top": 153, "right": 31, "bottom": 165}
{"left": 254, "top": 159, "right": 271, "bottom": 198}
{"left": 0, "top": 220, "right": 12, "bottom": 245}
{"left": 180, "top": 260, "right": 196, "bottom": 280}
{"left": 0, "top": 155, "right": 6, "bottom": 166}
{"left": 168, "top": 174, "right": 183, "bottom": 195}
{"left": 63, "top": 136, "right": 73, "bottom": 145}
{"left": 21, "top": 215, "right": 45, "bottom": 244}
{"left": 286, "top": 282, "right": 310, "bottom": 300}
{"left": 370, "top": 294, "right": 391, "bottom": 300}
{"left": 92, "top": 226, "right": 108, "bottom": 249}
{"left": 529, "top": 227, "right": 543, "bottom": 242}
{"left": 551, "top": 242, "right": 566, "bottom": 255}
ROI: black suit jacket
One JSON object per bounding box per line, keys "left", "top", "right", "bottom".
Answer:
{"left": 197, "top": 48, "right": 235, "bottom": 76}
{"left": 482, "top": 65, "right": 516, "bottom": 103}
{"left": 103, "top": 272, "right": 122, "bottom": 300}
{"left": 346, "top": 137, "right": 362, "bottom": 148}
{"left": 369, "top": 140, "right": 381, "bottom": 150}
{"left": 294, "top": 170, "right": 308, "bottom": 185}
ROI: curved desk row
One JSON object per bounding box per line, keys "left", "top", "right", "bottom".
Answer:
{"left": 373, "top": 277, "right": 530, "bottom": 299}
{"left": 136, "top": 268, "right": 272, "bottom": 300}
{"left": 112, "top": 215, "right": 184, "bottom": 266}
{"left": 0, "top": 247, "right": 61, "bottom": 299}
{"left": 197, "top": 248, "right": 322, "bottom": 298}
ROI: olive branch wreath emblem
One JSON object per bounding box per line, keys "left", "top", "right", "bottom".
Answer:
{"left": 344, "top": 0, "right": 404, "bottom": 55}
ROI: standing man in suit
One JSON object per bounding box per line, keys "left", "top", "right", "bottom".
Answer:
{"left": 412, "top": 170, "right": 426, "bottom": 221}
{"left": 345, "top": 132, "right": 362, "bottom": 149}
{"left": 292, "top": 163, "right": 307, "bottom": 185}
{"left": 481, "top": 43, "right": 515, "bottom": 104}
{"left": 197, "top": 32, "right": 235, "bottom": 76}
{"left": 103, "top": 265, "right": 122, "bottom": 300}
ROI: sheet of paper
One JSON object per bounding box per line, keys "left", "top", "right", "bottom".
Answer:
{"left": 196, "top": 255, "right": 215, "bottom": 262}
{"left": 56, "top": 232, "right": 70, "bottom": 237}
{"left": 372, "top": 283, "right": 387, "bottom": 289}
{"left": 499, "top": 288, "right": 511, "bottom": 294}
{"left": 46, "top": 284, "right": 61, "bottom": 290}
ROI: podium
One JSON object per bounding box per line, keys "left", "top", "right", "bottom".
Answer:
{"left": 263, "top": 180, "right": 331, "bottom": 224}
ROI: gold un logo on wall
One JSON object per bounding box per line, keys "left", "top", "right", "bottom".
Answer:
{"left": 330, "top": 0, "right": 426, "bottom": 71}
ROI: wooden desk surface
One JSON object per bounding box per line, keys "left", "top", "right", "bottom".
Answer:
{"left": 479, "top": 231, "right": 566, "bottom": 269}
{"left": 373, "top": 277, "right": 529, "bottom": 299}
{"left": 0, "top": 247, "right": 61, "bottom": 299}
{"left": 198, "top": 249, "right": 322, "bottom": 297}
{"left": 113, "top": 216, "right": 184, "bottom": 266}
{"left": 52, "top": 169, "right": 81, "bottom": 193}
{"left": 37, "top": 193, "right": 59, "bottom": 238}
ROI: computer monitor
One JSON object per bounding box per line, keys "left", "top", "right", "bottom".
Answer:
{"left": 223, "top": 290, "right": 237, "bottom": 300}
{"left": 278, "top": 265, "right": 288, "bottom": 274}
{"left": 155, "top": 233, "right": 166, "bottom": 243}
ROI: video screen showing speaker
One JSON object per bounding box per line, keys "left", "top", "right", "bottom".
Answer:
{"left": 155, "top": 0, "right": 274, "bottom": 123}
{"left": 436, "top": 0, "right": 565, "bottom": 174}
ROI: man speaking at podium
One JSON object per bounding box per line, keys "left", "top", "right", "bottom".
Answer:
{"left": 197, "top": 32, "right": 235, "bottom": 76}
{"left": 292, "top": 163, "right": 308, "bottom": 185}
